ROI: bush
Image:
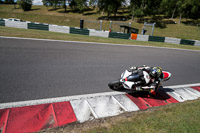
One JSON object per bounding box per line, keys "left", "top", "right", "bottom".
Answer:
{"left": 18, "top": 0, "right": 32, "bottom": 11}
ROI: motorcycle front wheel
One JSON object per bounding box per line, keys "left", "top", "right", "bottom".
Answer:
{"left": 108, "top": 80, "right": 123, "bottom": 91}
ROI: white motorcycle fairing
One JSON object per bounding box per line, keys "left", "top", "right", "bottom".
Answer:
{"left": 108, "top": 67, "right": 172, "bottom": 92}
{"left": 120, "top": 70, "right": 151, "bottom": 89}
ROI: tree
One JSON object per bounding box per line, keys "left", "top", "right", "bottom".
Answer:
{"left": 161, "top": 0, "right": 200, "bottom": 23}
{"left": 129, "top": 0, "right": 162, "bottom": 21}
{"left": 18, "top": 0, "right": 33, "bottom": 11}
{"left": 63, "top": 0, "right": 67, "bottom": 12}
{"left": 161, "top": 0, "right": 177, "bottom": 19}
{"left": 98, "top": 0, "right": 125, "bottom": 17}
{"left": 183, "top": 0, "right": 200, "bottom": 19}
{"left": 89, "top": 0, "right": 98, "bottom": 7}
{"left": 144, "top": 0, "right": 162, "bottom": 16}
{"left": 42, "top": 0, "right": 62, "bottom": 10}
{"left": 69, "top": 0, "right": 87, "bottom": 13}
{"left": 129, "top": 0, "right": 144, "bottom": 21}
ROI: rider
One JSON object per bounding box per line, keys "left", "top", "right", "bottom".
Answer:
{"left": 128, "top": 65, "right": 163, "bottom": 95}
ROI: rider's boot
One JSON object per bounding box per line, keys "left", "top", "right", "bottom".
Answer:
{"left": 149, "top": 89, "right": 156, "bottom": 97}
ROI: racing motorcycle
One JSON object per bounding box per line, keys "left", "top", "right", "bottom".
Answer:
{"left": 108, "top": 67, "right": 171, "bottom": 92}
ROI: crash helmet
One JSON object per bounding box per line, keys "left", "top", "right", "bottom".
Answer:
{"left": 149, "top": 67, "right": 162, "bottom": 79}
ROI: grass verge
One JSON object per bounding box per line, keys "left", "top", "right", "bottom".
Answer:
{"left": 86, "top": 99, "right": 200, "bottom": 133}
{"left": 0, "top": 5, "right": 200, "bottom": 40}
{"left": 0, "top": 26, "right": 200, "bottom": 51}
{"left": 40, "top": 99, "right": 200, "bottom": 133}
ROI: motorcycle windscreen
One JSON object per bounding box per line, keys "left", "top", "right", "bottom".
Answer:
{"left": 127, "top": 74, "right": 141, "bottom": 82}
{"left": 121, "top": 70, "right": 132, "bottom": 79}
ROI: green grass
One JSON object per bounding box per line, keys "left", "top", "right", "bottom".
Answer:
{"left": 86, "top": 99, "right": 200, "bottom": 133}
{"left": 1, "top": 26, "right": 200, "bottom": 51}
{"left": 0, "top": 5, "right": 200, "bottom": 40}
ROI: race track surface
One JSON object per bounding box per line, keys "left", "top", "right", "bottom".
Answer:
{"left": 0, "top": 37, "right": 200, "bottom": 103}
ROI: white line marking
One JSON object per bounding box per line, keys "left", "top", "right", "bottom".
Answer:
{"left": 165, "top": 83, "right": 200, "bottom": 88}
{"left": 0, "top": 91, "right": 125, "bottom": 109}
{"left": 0, "top": 83, "right": 200, "bottom": 109}
{"left": 0, "top": 36, "right": 200, "bottom": 52}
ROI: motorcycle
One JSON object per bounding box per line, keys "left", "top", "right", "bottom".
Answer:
{"left": 108, "top": 67, "right": 171, "bottom": 92}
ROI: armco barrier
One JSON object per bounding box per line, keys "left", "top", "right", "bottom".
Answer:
{"left": 70, "top": 27, "right": 89, "bottom": 35}
{"left": 1, "top": 18, "right": 200, "bottom": 47}
{"left": 180, "top": 39, "right": 195, "bottom": 45}
{"left": 195, "top": 40, "right": 200, "bottom": 46}
{"left": 49, "top": 25, "right": 70, "bottom": 34}
{"left": 165, "top": 37, "right": 181, "bottom": 44}
{"left": 0, "top": 19, "right": 5, "bottom": 26}
{"left": 28, "top": 23, "right": 49, "bottom": 31}
{"left": 5, "top": 21, "right": 27, "bottom": 29}
{"left": 149, "top": 36, "right": 165, "bottom": 42}
{"left": 109, "top": 32, "right": 130, "bottom": 39}
{"left": 136, "top": 34, "right": 149, "bottom": 41}
{"left": 89, "top": 29, "right": 109, "bottom": 38}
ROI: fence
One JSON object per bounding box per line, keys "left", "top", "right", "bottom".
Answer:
{"left": 84, "top": 20, "right": 132, "bottom": 32}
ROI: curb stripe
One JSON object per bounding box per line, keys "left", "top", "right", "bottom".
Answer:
{"left": 0, "top": 85, "right": 200, "bottom": 132}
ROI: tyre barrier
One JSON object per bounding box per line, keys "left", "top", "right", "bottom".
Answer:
{"left": 0, "top": 85, "right": 200, "bottom": 133}
{"left": 70, "top": 27, "right": 89, "bottom": 35}
{"left": 0, "top": 19, "right": 5, "bottom": 26}
{"left": 195, "top": 40, "right": 200, "bottom": 46}
{"left": 0, "top": 18, "right": 200, "bottom": 46}
{"left": 109, "top": 32, "right": 130, "bottom": 39}
{"left": 49, "top": 25, "right": 70, "bottom": 34}
{"left": 5, "top": 20, "right": 27, "bottom": 29}
{"left": 165, "top": 37, "right": 181, "bottom": 44}
{"left": 89, "top": 29, "right": 109, "bottom": 38}
{"left": 27, "top": 23, "right": 49, "bottom": 31}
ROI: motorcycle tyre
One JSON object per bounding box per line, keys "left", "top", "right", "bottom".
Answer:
{"left": 108, "top": 80, "right": 123, "bottom": 91}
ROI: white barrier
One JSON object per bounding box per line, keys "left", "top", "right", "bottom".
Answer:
{"left": 165, "top": 37, "right": 181, "bottom": 44}
{"left": 89, "top": 30, "right": 109, "bottom": 38}
{"left": 195, "top": 40, "right": 200, "bottom": 46}
{"left": 49, "top": 25, "right": 70, "bottom": 34}
{"left": 136, "top": 34, "right": 149, "bottom": 41}
{"left": 5, "top": 20, "right": 27, "bottom": 29}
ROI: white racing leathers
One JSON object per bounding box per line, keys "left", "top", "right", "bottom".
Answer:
{"left": 120, "top": 66, "right": 161, "bottom": 91}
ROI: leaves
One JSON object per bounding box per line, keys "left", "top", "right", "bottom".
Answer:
{"left": 98, "top": 0, "right": 126, "bottom": 17}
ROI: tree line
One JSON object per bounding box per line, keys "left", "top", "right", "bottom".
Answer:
{"left": 1, "top": 0, "right": 200, "bottom": 22}
{"left": 43, "top": 0, "right": 200, "bottom": 21}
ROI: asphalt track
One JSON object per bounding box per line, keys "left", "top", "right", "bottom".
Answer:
{"left": 0, "top": 37, "right": 200, "bottom": 103}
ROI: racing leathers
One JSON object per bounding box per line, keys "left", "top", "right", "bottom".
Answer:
{"left": 128, "top": 65, "right": 163, "bottom": 94}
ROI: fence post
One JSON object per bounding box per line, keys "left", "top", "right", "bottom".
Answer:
{"left": 151, "top": 23, "right": 156, "bottom": 36}
{"left": 100, "top": 20, "right": 102, "bottom": 31}
{"left": 109, "top": 20, "right": 112, "bottom": 32}
{"left": 80, "top": 19, "right": 84, "bottom": 29}
{"left": 129, "top": 22, "right": 131, "bottom": 27}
